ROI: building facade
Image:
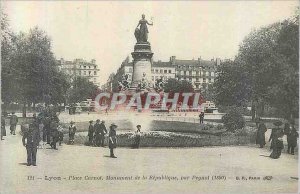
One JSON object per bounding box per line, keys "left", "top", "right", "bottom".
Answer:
{"left": 102, "top": 56, "right": 220, "bottom": 91}
{"left": 57, "top": 58, "right": 100, "bottom": 87}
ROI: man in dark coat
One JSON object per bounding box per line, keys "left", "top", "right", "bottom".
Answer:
{"left": 87, "top": 120, "right": 94, "bottom": 145}
{"left": 199, "top": 112, "right": 204, "bottom": 124}
{"left": 68, "top": 121, "right": 76, "bottom": 145}
{"left": 287, "top": 125, "right": 299, "bottom": 155}
{"left": 1, "top": 115, "right": 6, "bottom": 140}
{"left": 10, "top": 112, "right": 18, "bottom": 135}
{"left": 108, "top": 123, "right": 117, "bottom": 158}
{"left": 22, "top": 121, "right": 40, "bottom": 166}
{"left": 256, "top": 119, "right": 267, "bottom": 148}
{"left": 99, "top": 121, "right": 107, "bottom": 147}
{"left": 94, "top": 119, "right": 101, "bottom": 146}
{"left": 43, "top": 116, "right": 51, "bottom": 144}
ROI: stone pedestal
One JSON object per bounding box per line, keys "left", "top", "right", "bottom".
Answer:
{"left": 130, "top": 42, "right": 153, "bottom": 90}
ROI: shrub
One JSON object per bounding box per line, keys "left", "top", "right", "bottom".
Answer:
{"left": 222, "top": 107, "right": 245, "bottom": 132}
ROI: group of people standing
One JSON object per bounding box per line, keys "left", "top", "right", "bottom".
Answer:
{"left": 86, "top": 120, "right": 142, "bottom": 157}
{"left": 256, "top": 119, "right": 298, "bottom": 159}
{"left": 86, "top": 120, "right": 118, "bottom": 158}
{"left": 1, "top": 112, "right": 19, "bottom": 140}
{"left": 87, "top": 119, "right": 107, "bottom": 147}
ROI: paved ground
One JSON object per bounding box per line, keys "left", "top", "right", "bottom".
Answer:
{"left": 0, "top": 125, "right": 298, "bottom": 194}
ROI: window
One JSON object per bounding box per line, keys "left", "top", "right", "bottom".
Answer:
{"left": 155, "top": 69, "right": 159, "bottom": 73}
{"left": 89, "top": 66, "right": 91, "bottom": 69}
{"left": 152, "top": 76, "right": 154, "bottom": 81}
{"left": 168, "top": 70, "right": 171, "bottom": 73}
{"left": 89, "top": 71, "right": 91, "bottom": 75}
{"left": 211, "top": 72, "right": 214, "bottom": 76}
{"left": 206, "top": 72, "right": 209, "bottom": 76}
{"left": 160, "top": 69, "right": 163, "bottom": 73}
{"left": 94, "top": 78, "right": 96, "bottom": 82}
{"left": 151, "top": 69, "right": 154, "bottom": 73}
{"left": 84, "top": 66, "right": 86, "bottom": 69}
{"left": 196, "top": 78, "right": 199, "bottom": 81}
{"left": 84, "top": 71, "right": 86, "bottom": 75}
{"left": 94, "top": 71, "right": 97, "bottom": 75}
{"left": 129, "top": 68, "right": 133, "bottom": 73}
{"left": 164, "top": 70, "right": 167, "bottom": 73}
{"left": 94, "top": 66, "right": 96, "bottom": 69}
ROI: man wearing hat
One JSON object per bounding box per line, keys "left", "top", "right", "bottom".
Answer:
{"left": 87, "top": 120, "right": 94, "bottom": 145}
{"left": 269, "top": 120, "right": 284, "bottom": 159}
{"left": 68, "top": 121, "right": 77, "bottom": 145}
{"left": 99, "top": 120, "right": 107, "bottom": 147}
{"left": 22, "top": 121, "right": 40, "bottom": 166}
{"left": 132, "top": 125, "right": 142, "bottom": 149}
{"left": 10, "top": 112, "right": 18, "bottom": 135}
{"left": 109, "top": 123, "right": 117, "bottom": 158}
{"left": 255, "top": 119, "right": 267, "bottom": 148}
{"left": 94, "top": 119, "right": 101, "bottom": 146}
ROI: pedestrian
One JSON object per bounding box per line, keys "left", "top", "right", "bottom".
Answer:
{"left": 57, "top": 124, "right": 64, "bottom": 146}
{"left": 108, "top": 123, "right": 117, "bottom": 158}
{"left": 287, "top": 125, "right": 299, "bottom": 155}
{"left": 22, "top": 121, "right": 40, "bottom": 166}
{"left": 132, "top": 125, "right": 141, "bottom": 149}
{"left": 1, "top": 114, "right": 6, "bottom": 140}
{"left": 199, "top": 112, "right": 204, "bottom": 124}
{"left": 269, "top": 120, "right": 283, "bottom": 151}
{"left": 87, "top": 120, "right": 94, "bottom": 145}
{"left": 10, "top": 112, "right": 18, "bottom": 135}
{"left": 255, "top": 119, "right": 267, "bottom": 148}
{"left": 68, "top": 121, "right": 76, "bottom": 145}
{"left": 43, "top": 116, "right": 51, "bottom": 144}
{"left": 99, "top": 120, "right": 107, "bottom": 147}
{"left": 269, "top": 120, "right": 284, "bottom": 159}
{"left": 94, "top": 119, "right": 101, "bottom": 146}
{"left": 38, "top": 120, "right": 44, "bottom": 149}
{"left": 50, "top": 119, "right": 59, "bottom": 149}
{"left": 283, "top": 122, "right": 291, "bottom": 136}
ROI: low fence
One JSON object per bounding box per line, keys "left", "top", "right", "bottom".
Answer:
{"left": 67, "top": 130, "right": 256, "bottom": 148}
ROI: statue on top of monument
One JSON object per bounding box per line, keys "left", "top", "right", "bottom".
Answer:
{"left": 135, "top": 14, "right": 153, "bottom": 43}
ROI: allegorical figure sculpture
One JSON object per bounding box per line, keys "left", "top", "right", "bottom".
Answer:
{"left": 135, "top": 14, "right": 153, "bottom": 43}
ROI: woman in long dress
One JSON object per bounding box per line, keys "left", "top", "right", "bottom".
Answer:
{"left": 136, "top": 14, "right": 153, "bottom": 42}
{"left": 269, "top": 121, "right": 284, "bottom": 159}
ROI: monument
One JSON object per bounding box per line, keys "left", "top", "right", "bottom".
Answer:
{"left": 130, "top": 14, "right": 154, "bottom": 91}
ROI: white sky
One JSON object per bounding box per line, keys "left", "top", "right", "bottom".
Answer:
{"left": 2, "top": 1, "right": 298, "bottom": 85}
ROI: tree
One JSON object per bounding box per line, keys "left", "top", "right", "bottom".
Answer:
{"left": 214, "top": 60, "right": 251, "bottom": 107}
{"left": 1, "top": 18, "right": 70, "bottom": 116}
{"left": 214, "top": 15, "right": 299, "bottom": 121}
{"left": 67, "top": 77, "right": 98, "bottom": 104}
{"left": 163, "top": 78, "right": 194, "bottom": 93}
{"left": 238, "top": 17, "right": 299, "bottom": 120}
{"left": 1, "top": 11, "right": 18, "bottom": 110}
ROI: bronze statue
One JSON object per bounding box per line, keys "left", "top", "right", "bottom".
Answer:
{"left": 135, "top": 14, "right": 153, "bottom": 43}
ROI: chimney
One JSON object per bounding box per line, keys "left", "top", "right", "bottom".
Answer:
{"left": 170, "top": 56, "right": 176, "bottom": 65}
{"left": 216, "top": 58, "right": 221, "bottom": 66}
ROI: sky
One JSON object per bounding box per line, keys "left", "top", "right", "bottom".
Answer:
{"left": 2, "top": 1, "right": 298, "bottom": 85}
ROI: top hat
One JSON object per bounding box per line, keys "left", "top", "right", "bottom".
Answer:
{"left": 70, "top": 121, "right": 75, "bottom": 124}
{"left": 89, "top": 120, "right": 93, "bottom": 123}
{"left": 136, "top": 125, "right": 141, "bottom": 128}
{"left": 96, "top": 119, "right": 100, "bottom": 122}
{"left": 111, "top": 123, "right": 117, "bottom": 127}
